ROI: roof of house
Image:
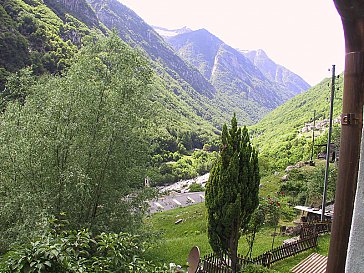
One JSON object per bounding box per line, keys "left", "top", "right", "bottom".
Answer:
{"left": 294, "top": 205, "right": 334, "bottom": 218}
{"left": 291, "top": 253, "right": 328, "bottom": 273}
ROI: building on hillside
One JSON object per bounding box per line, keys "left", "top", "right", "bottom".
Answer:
{"left": 294, "top": 202, "right": 334, "bottom": 222}
{"left": 316, "top": 143, "right": 338, "bottom": 162}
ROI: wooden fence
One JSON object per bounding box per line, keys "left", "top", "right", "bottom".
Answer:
{"left": 300, "top": 221, "right": 331, "bottom": 239}
{"left": 200, "top": 235, "right": 318, "bottom": 272}
{"left": 243, "top": 235, "right": 318, "bottom": 267}
{"left": 199, "top": 221, "right": 331, "bottom": 272}
{"left": 199, "top": 253, "right": 232, "bottom": 273}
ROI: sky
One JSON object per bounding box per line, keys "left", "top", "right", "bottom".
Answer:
{"left": 120, "top": 0, "right": 345, "bottom": 86}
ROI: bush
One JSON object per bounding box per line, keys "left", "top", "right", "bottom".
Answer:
{"left": 188, "top": 182, "right": 205, "bottom": 192}
{"left": 0, "top": 221, "right": 168, "bottom": 273}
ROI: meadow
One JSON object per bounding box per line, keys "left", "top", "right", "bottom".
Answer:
{"left": 144, "top": 202, "right": 330, "bottom": 272}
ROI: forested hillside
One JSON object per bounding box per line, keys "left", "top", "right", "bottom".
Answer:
{"left": 0, "top": 0, "right": 339, "bottom": 198}
{"left": 251, "top": 74, "right": 343, "bottom": 170}
{"left": 0, "top": 0, "right": 106, "bottom": 89}
{"left": 0, "top": 0, "right": 223, "bottom": 185}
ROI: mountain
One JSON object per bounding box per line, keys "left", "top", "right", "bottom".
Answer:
{"left": 43, "top": 0, "right": 102, "bottom": 29}
{"left": 0, "top": 0, "right": 341, "bottom": 184}
{"left": 86, "top": 0, "right": 216, "bottom": 99}
{"left": 1, "top": 0, "right": 310, "bottom": 128}
{"left": 165, "top": 28, "right": 311, "bottom": 123}
{"left": 242, "top": 49, "right": 310, "bottom": 95}
{"left": 85, "top": 0, "right": 280, "bottom": 124}
{"left": 0, "top": 0, "right": 220, "bottom": 136}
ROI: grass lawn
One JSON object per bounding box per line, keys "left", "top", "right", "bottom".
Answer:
{"left": 144, "top": 202, "right": 319, "bottom": 270}
{"left": 144, "top": 203, "right": 211, "bottom": 267}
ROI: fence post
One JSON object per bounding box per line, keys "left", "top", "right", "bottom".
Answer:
{"left": 313, "top": 223, "right": 317, "bottom": 235}
{"left": 267, "top": 252, "right": 272, "bottom": 268}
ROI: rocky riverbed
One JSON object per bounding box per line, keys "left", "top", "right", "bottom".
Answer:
{"left": 158, "top": 173, "right": 210, "bottom": 193}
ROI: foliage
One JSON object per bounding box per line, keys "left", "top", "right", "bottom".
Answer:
{"left": 0, "top": 219, "right": 168, "bottom": 273}
{"left": 251, "top": 75, "right": 344, "bottom": 171}
{"left": 0, "top": 67, "right": 37, "bottom": 111}
{"left": 259, "top": 196, "right": 281, "bottom": 227}
{"left": 1, "top": 0, "right": 222, "bottom": 163}
{"left": 244, "top": 207, "right": 265, "bottom": 258}
{"left": 0, "top": 0, "right": 105, "bottom": 89}
{"left": 148, "top": 149, "right": 218, "bottom": 186}
{"left": 0, "top": 4, "right": 30, "bottom": 71}
{"left": 205, "top": 114, "right": 260, "bottom": 272}
{"left": 314, "top": 124, "right": 341, "bottom": 154}
{"left": 188, "top": 183, "right": 205, "bottom": 192}
{"left": 244, "top": 192, "right": 295, "bottom": 259}
{"left": 280, "top": 162, "right": 337, "bottom": 206}
{"left": 0, "top": 34, "right": 156, "bottom": 251}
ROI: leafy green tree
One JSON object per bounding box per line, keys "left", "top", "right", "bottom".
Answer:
{"left": 279, "top": 163, "right": 337, "bottom": 207}
{"left": 0, "top": 33, "right": 155, "bottom": 251}
{"left": 205, "top": 114, "right": 260, "bottom": 272}
{"left": 0, "top": 67, "right": 35, "bottom": 111}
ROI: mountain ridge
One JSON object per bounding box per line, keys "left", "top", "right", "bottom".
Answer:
{"left": 87, "top": 0, "right": 216, "bottom": 99}
{"left": 242, "top": 49, "right": 311, "bottom": 95}
{"left": 165, "top": 28, "right": 311, "bottom": 123}
{"left": 1, "top": 0, "right": 311, "bottom": 128}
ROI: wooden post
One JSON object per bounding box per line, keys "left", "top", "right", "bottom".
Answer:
{"left": 327, "top": 2, "right": 364, "bottom": 272}
{"left": 267, "top": 252, "right": 272, "bottom": 268}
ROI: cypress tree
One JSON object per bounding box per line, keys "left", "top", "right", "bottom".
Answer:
{"left": 205, "top": 114, "right": 260, "bottom": 272}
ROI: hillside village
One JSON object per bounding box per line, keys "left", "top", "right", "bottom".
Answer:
{"left": 300, "top": 118, "right": 341, "bottom": 134}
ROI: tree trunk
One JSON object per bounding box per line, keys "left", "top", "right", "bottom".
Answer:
{"left": 229, "top": 221, "right": 240, "bottom": 273}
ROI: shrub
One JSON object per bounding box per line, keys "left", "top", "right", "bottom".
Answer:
{"left": 188, "top": 182, "right": 205, "bottom": 192}
{"left": 0, "top": 223, "right": 168, "bottom": 273}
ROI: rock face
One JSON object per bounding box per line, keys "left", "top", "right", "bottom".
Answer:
{"left": 44, "top": 0, "right": 100, "bottom": 28}
{"left": 86, "top": 0, "right": 216, "bottom": 99}
{"left": 47, "top": 0, "right": 310, "bottom": 125}
{"left": 242, "top": 49, "right": 311, "bottom": 96}
{"left": 166, "top": 29, "right": 310, "bottom": 123}
{"left": 166, "top": 29, "right": 224, "bottom": 80}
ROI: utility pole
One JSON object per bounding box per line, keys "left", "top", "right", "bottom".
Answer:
{"left": 310, "top": 110, "right": 316, "bottom": 164}
{"left": 327, "top": 1, "right": 364, "bottom": 272}
{"left": 321, "top": 65, "right": 335, "bottom": 221}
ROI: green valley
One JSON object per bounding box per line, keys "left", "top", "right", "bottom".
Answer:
{"left": 0, "top": 1, "right": 342, "bottom": 272}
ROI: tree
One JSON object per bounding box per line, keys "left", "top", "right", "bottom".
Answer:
{"left": 0, "top": 33, "right": 156, "bottom": 251}
{"left": 205, "top": 114, "right": 260, "bottom": 272}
